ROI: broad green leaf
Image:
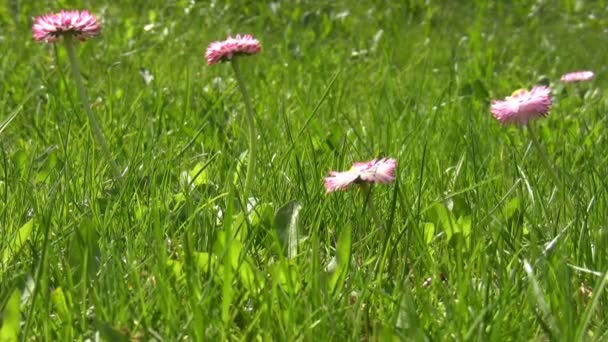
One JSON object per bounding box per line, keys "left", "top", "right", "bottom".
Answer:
{"left": 68, "top": 219, "right": 101, "bottom": 283}
{"left": 249, "top": 202, "right": 274, "bottom": 229}
{"left": 457, "top": 215, "right": 472, "bottom": 247}
{"left": 457, "top": 216, "right": 472, "bottom": 237}
{"left": 133, "top": 196, "right": 148, "bottom": 221}
{"left": 523, "top": 224, "right": 530, "bottom": 236}
{"left": 221, "top": 242, "right": 234, "bottom": 324}
{"left": 189, "top": 162, "right": 210, "bottom": 187}
{"left": 430, "top": 203, "right": 472, "bottom": 245}
{"left": 172, "top": 193, "right": 187, "bottom": 205}
{"left": 423, "top": 222, "right": 435, "bottom": 244}
{"left": 211, "top": 234, "right": 260, "bottom": 292}
{"left": 232, "top": 151, "right": 248, "bottom": 187}
{"left": 445, "top": 196, "right": 469, "bottom": 219}
{"left": 51, "top": 287, "right": 70, "bottom": 323}
{"left": 12, "top": 150, "right": 27, "bottom": 178}
{"left": 270, "top": 260, "right": 299, "bottom": 295}
{"left": 193, "top": 252, "right": 215, "bottom": 272}
{"left": 395, "top": 288, "right": 424, "bottom": 339}
{"left": 0, "top": 289, "right": 21, "bottom": 342}
{"left": 231, "top": 212, "right": 249, "bottom": 242}
{"left": 274, "top": 200, "right": 302, "bottom": 259}
{"left": 431, "top": 203, "right": 456, "bottom": 240}
{"left": 213, "top": 231, "right": 243, "bottom": 270}
{"left": 215, "top": 227, "right": 240, "bottom": 323}
{"left": 1, "top": 220, "right": 34, "bottom": 267}
{"left": 237, "top": 260, "right": 261, "bottom": 293}
{"left": 502, "top": 198, "right": 521, "bottom": 220}
{"left": 147, "top": 9, "right": 158, "bottom": 22}
{"left": 329, "top": 224, "right": 352, "bottom": 296}
{"left": 167, "top": 259, "right": 184, "bottom": 281}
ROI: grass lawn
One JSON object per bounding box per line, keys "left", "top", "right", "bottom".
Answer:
{"left": 2, "top": 0, "right": 608, "bottom": 340}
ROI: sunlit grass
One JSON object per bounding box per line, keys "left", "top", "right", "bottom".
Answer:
{"left": 1, "top": 1, "right": 608, "bottom": 340}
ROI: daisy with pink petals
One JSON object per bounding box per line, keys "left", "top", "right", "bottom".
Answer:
{"left": 205, "top": 34, "right": 262, "bottom": 200}
{"left": 324, "top": 170, "right": 361, "bottom": 193}
{"left": 32, "top": 10, "right": 100, "bottom": 42}
{"left": 32, "top": 9, "right": 120, "bottom": 179}
{"left": 492, "top": 85, "right": 561, "bottom": 187}
{"left": 490, "top": 86, "right": 552, "bottom": 125}
{"left": 560, "top": 71, "right": 594, "bottom": 83}
{"left": 205, "top": 34, "right": 261, "bottom": 65}
{"left": 324, "top": 158, "right": 397, "bottom": 193}
{"left": 358, "top": 158, "right": 398, "bottom": 183}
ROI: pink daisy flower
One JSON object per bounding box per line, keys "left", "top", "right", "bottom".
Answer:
{"left": 205, "top": 34, "right": 261, "bottom": 65}
{"left": 32, "top": 10, "right": 100, "bottom": 43}
{"left": 490, "top": 86, "right": 552, "bottom": 125}
{"left": 324, "top": 158, "right": 397, "bottom": 193}
{"left": 560, "top": 71, "right": 594, "bottom": 83}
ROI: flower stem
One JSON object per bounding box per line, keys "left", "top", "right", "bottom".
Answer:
{"left": 64, "top": 35, "right": 121, "bottom": 180}
{"left": 362, "top": 184, "right": 381, "bottom": 226}
{"left": 230, "top": 58, "right": 257, "bottom": 199}
{"left": 363, "top": 184, "right": 387, "bottom": 279}
{"left": 526, "top": 123, "right": 561, "bottom": 187}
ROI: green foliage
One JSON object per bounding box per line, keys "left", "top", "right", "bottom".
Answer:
{"left": 274, "top": 200, "right": 302, "bottom": 258}
{"left": 1, "top": 220, "right": 34, "bottom": 271}
{"left": 0, "top": 289, "right": 20, "bottom": 342}
{"left": 1, "top": 0, "right": 607, "bottom": 340}
{"left": 328, "top": 223, "right": 352, "bottom": 296}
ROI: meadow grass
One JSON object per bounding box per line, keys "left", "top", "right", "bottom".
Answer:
{"left": 1, "top": 0, "right": 608, "bottom": 340}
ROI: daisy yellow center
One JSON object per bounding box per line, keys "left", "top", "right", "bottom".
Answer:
{"left": 510, "top": 88, "right": 528, "bottom": 97}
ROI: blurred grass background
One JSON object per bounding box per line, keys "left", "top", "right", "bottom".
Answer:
{"left": 1, "top": 0, "right": 608, "bottom": 340}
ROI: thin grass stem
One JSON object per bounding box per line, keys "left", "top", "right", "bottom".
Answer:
{"left": 526, "top": 123, "right": 561, "bottom": 187}
{"left": 230, "top": 58, "right": 257, "bottom": 200}
{"left": 64, "top": 35, "right": 121, "bottom": 180}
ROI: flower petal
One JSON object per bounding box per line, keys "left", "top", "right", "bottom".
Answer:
{"left": 205, "top": 34, "right": 261, "bottom": 65}
{"left": 32, "top": 9, "right": 100, "bottom": 43}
